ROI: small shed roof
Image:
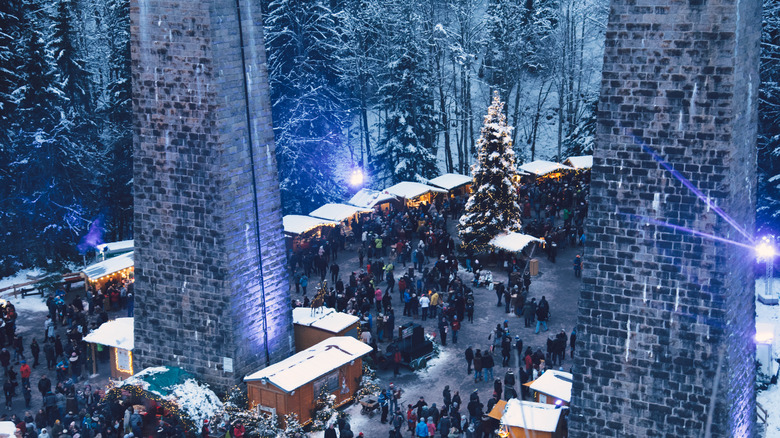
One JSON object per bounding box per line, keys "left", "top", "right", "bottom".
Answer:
{"left": 519, "top": 160, "right": 573, "bottom": 176}
{"left": 292, "top": 307, "right": 360, "bottom": 333}
{"left": 244, "top": 336, "right": 373, "bottom": 392}
{"left": 348, "top": 189, "right": 398, "bottom": 209}
{"left": 490, "top": 232, "right": 542, "bottom": 253}
{"left": 282, "top": 215, "right": 337, "bottom": 235}
{"left": 564, "top": 155, "right": 593, "bottom": 169}
{"left": 0, "top": 421, "right": 16, "bottom": 438}
{"left": 428, "top": 173, "right": 472, "bottom": 191}
{"left": 528, "top": 369, "right": 573, "bottom": 403}
{"left": 385, "top": 181, "right": 447, "bottom": 200}
{"left": 82, "top": 251, "right": 134, "bottom": 282}
{"left": 501, "top": 399, "right": 562, "bottom": 432}
{"left": 84, "top": 317, "right": 134, "bottom": 350}
{"left": 309, "top": 203, "right": 373, "bottom": 223}
{"left": 96, "top": 240, "right": 134, "bottom": 256}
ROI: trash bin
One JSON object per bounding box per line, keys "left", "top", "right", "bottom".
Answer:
{"left": 529, "top": 258, "right": 539, "bottom": 276}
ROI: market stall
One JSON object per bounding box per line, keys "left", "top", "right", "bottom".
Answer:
{"left": 292, "top": 307, "right": 360, "bottom": 352}
{"left": 84, "top": 317, "right": 135, "bottom": 379}
{"left": 428, "top": 173, "right": 473, "bottom": 197}
{"left": 348, "top": 188, "right": 399, "bottom": 212}
{"left": 95, "top": 240, "right": 134, "bottom": 261}
{"left": 563, "top": 155, "right": 593, "bottom": 170}
{"left": 527, "top": 369, "right": 573, "bottom": 406}
{"left": 490, "top": 232, "right": 542, "bottom": 254}
{"left": 384, "top": 181, "right": 447, "bottom": 207}
{"left": 519, "top": 160, "right": 574, "bottom": 180}
{"left": 495, "top": 399, "right": 567, "bottom": 438}
{"left": 282, "top": 215, "right": 338, "bottom": 252}
{"left": 309, "top": 203, "right": 373, "bottom": 236}
{"left": 81, "top": 251, "right": 134, "bottom": 292}
{"left": 244, "top": 337, "right": 372, "bottom": 425}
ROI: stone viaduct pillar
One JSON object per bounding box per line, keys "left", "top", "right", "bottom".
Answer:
{"left": 570, "top": 0, "right": 761, "bottom": 435}
{"left": 129, "top": 0, "right": 293, "bottom": 392}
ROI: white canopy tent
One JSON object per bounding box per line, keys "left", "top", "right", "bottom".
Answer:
{"left": 309, "top": 203, "right": 373, "bottom": 223}
{"left": 282, "top": 215, "right": 337, "bottom": 235}
{"left": 81, "top": 251, "right": 134, "bottom": 283}
{"left": 348, "top": 188, "right": 398, "bottom": 209}
{"left": 385, "top": 181, "right": 447, "bottom": 200}
{"left": 428, "top": 173, "right": 472, "bottom": 191}
{"left": 519, "top": 160, "right": 573, "bottom": 176}
{"left": 490, "top": 232, "right": 542, "bottom": 253}
{"left": 564, "top": 155, "right": 593, "bottom": 170}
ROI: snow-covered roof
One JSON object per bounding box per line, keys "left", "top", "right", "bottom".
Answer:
{"left": 309, "top": 203, "right": 373, "bottom": 223}
{"left": 501, "top": 399, "right": 562, "bottom": 432}
{"left": 385, "top": 181, "right": 447, "bottom": 199}
{"left": 490, "top": 232, "right": 542, "bottom": 253}
{"left": 0, "top": 421, "right": 15, "bottom": 438}
{"left": 96, "top": 240, "right": 134, "bottom": 255}
{"left": 348, "top": 189, "right": 398, "bottom": 209}
{"left": 529, "top": 369, "right": 573, "bottom": 402}
{"left": 564, "top": 155, "right": 593, "bottom": 169}
{"left": 81, "top": 251, "right": 134, "bottom": 281}
{"left": 84, "top": 317, "right": 134, "bottom": 350}
{"left": 282, "top": 215, "right": 337, "bottom": 235}
{"left": 292, "top": 307, "right": 360, "bottom": 333}
{"left": 519, "top": 160, "right": 573, "bottom": 176}
{"left": 428, "top": 173, "right": 473, "bottom": 191}
{"left": 244, "top": 336, "right": 372, "bottom": 392}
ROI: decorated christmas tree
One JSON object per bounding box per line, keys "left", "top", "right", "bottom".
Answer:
{"left": 458, "top": 92, "right": 523, "bottom": 251}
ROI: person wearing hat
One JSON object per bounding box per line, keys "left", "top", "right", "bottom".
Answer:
{"left": 69, "top": 352, "right": 80, "bottom": 381}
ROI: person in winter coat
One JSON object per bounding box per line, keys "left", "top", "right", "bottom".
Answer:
{"left": 451, "top": 316, "right": 460, "bottom": 344}
{"left": 233, "top": 422, "right": 245, "bottom": 438}
{"left": 19, "top": 361, "right": 30, "bottom": 388}
{"left": 437, "top": 413, "right": 451, "bottom": 438}
{"left": 473, "top": 350, "right": 483, "bottom": 382}
{"left": 482, "top": 351, "right": 495, "bottom": 382}
{"left": 324, "top": 423, "right": 338, "bottom": 438}
{"left": 415, "top": 417, "right": 429, "bottom": 437}
{"left": 3, "top": 378, "right": 13, "bottom": 409}
{"left": 43, "top": 343, "right": 55, "bottom": 370}
{"left": 523, "top": 299, "right": 536, "bottom": 328}
{"left": 535, "top": 296, "right": 550, "bottom": 334}
{"left": 30, "top": 339, "right": 40, "bottom": 368}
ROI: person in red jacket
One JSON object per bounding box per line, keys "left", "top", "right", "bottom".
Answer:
{"left": 19, "top": 360, "right": 31, "bottom": 388}
{"left": 232, "top": 422, "right": 245, "bottom": 438}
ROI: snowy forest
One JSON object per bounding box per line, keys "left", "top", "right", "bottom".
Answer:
{"left": 0, "top": 0, "right": 778, "bottom": 274}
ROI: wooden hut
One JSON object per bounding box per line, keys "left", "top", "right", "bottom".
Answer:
{"left": 348, "top": 188, "right": 399, "bottom": 213}
{"left": 518, "top": 160, "right": 574, "bottom": 181}
{"left": 292, "top": 308, "right": 360, "bottom": 352}
{"left": 80, "top": 251, "right": 134, "bottom": 293}
{"left": 428, "top": 173, "right": 473, "bottom": 197}
{"left": 527, "top": 369, "right": 573, "bottom": 406}
{"left": 309, "top": 203, "right": 373, "bottom": 237}
{"left": 495, "top": 399, "right": 567, "bottom": 438}
{"left": 384, "top": 182, "right": 447, "bottom": 208}
{"left": 563, "top": 155, "right": 593, "bottom": 171}
{"left": 244, "top": 337, "right": 372, "bottom": 425}
{"left": 83, "top": 317, "right": 134, "bottom": 379}
{"left": 282, "top": 215, "right": 338, "bottom": 252}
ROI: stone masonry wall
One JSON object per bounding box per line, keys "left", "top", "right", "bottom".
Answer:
{"left": 129, "top": 0, "right": 292, "bottom": 393}
{"left": 570, "top": 0, "right": 761, "bottom": 436}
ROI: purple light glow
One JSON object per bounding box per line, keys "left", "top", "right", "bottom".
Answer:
{"left": 622, "top": 213, "right": 754, "bottom": 251}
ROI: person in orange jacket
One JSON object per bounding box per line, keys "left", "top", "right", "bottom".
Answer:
{"left": 19, "top": 360, "right": 31, "bottom": 388}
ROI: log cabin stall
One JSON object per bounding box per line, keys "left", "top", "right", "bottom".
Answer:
{"left": 518, "top": 160, "right": 574, "bottom": 181}
{"left": 562, "top": 155, "right": 593, "bottom": 171}
{"left": 292, "top": 307, "right": 360, "bottom": 352}
{"left": 384, "top": 182, "right": 448, "bottom": 208}
{"left": 308, "top": 203, "right": 374, "bottom": 238}
{"left": 427, "top": 173, "right": 473, "bottom": 197}
{"left": 348, "top": 188, "right": 399, "bottom": 213}
{"left": 527, "top": 369, "right": 573, "bottom": 406}
{"left": 80, "top": 251, "right": 134, "bottom": 293}
{"left": 282, "top": 215, "right": 338, "bottom": 253}
{"left": 495, "top": 399, "right": 567, "bottom": 438}
{"left": 83, "top": 317, "right": 134, "bottom": 379}
{"left": 244, "top": 337, "right": 372, "bottom": 425}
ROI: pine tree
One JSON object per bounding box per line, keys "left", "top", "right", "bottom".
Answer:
{"left": 458, "top": 92, "right": 523, "bottom": 251}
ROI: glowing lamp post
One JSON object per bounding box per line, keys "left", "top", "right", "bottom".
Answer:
{"left": 756, "top": 237, "right": 776, "bottom": 302}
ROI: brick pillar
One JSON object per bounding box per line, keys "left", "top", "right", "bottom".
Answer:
{"left": 129, "top": 0, "right": 293, "bottom": 393}
{"left": 570, "top": 0, "right": 760, "bottom": 435}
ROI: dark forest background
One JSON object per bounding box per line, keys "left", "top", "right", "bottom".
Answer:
{"left": 0, "top": 0, "right": 778, "bottom": 274}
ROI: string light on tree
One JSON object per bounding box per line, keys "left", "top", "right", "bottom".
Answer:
{"left": 458, "top": 92, "right": 523, "bottom": 252}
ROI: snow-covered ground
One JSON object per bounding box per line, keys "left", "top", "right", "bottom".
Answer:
{"left": 757, "top": 278, "right": 780, "bottom": 437}
{"left": 0, "top": 268, "right": 50, "bottom": 313}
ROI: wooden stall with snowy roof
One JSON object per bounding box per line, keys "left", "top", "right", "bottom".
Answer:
{"left": 518, "top": 160, "right": 574, "bottom": 181}
{"left": 428, "top": 173, "right": 473, "bottom": 197}
{"left": 244, "top": 336, "right": 372, "bottom": 425}
{"left": 495, "top": 399, "right": 567, "bottom": 438}
{"left": 526, "top": 369, "right": 573, "bottom": 406}
{"left": 384, "top": 181, "right": 447, "bottom": 207}
{"left": 83, "top": 317, "right": 134, "bottom": 379}
{"left": 80, "top": 251, "right": 134, "bottom": 293}
{"left": 348, "top": 188, "right": 399, "bottom": 212}
{"left": 282, "top": 215, "right": 338, "bottom": 252}
{"left": 292, "top": 307, "right": 360, "bottom": 352}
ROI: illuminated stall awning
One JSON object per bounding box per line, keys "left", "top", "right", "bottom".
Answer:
{"left": 563, "top": 155, "right": 593, "bottom": 170}
{"left": 490, "top": 232, "right": 542, "bottom": 253}
{"left": 518, "top": 160, "right": 573, "bottom": 176}
{"left": 348, "top": 189, "right": 398, "bottom": 209}
{"left": 385, "top": 181, "right": 447, "bottom": 200}
{"left": 84, "top": 317, "right": 135, "bottom": 350}
{"left": 244, "top": 336, "right": 372, "bottom": 393}
{"left": 428, "top": 173, "right": 473, "bottom": 191}
{"left": 309, "top": 203, "right": 373, "bottom": 223}
{"left": 500, "top": 399, "right": 563, "bottom": 433}
{"left": 81, "top": 251, "right": 134, "bottom": 283}
{"left": 282, "top": 215, "right": 338, "bottom": 236}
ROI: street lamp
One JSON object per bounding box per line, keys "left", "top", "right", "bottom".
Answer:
{"left": 756, "top": 236, "right": 776, "bottom": 301}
